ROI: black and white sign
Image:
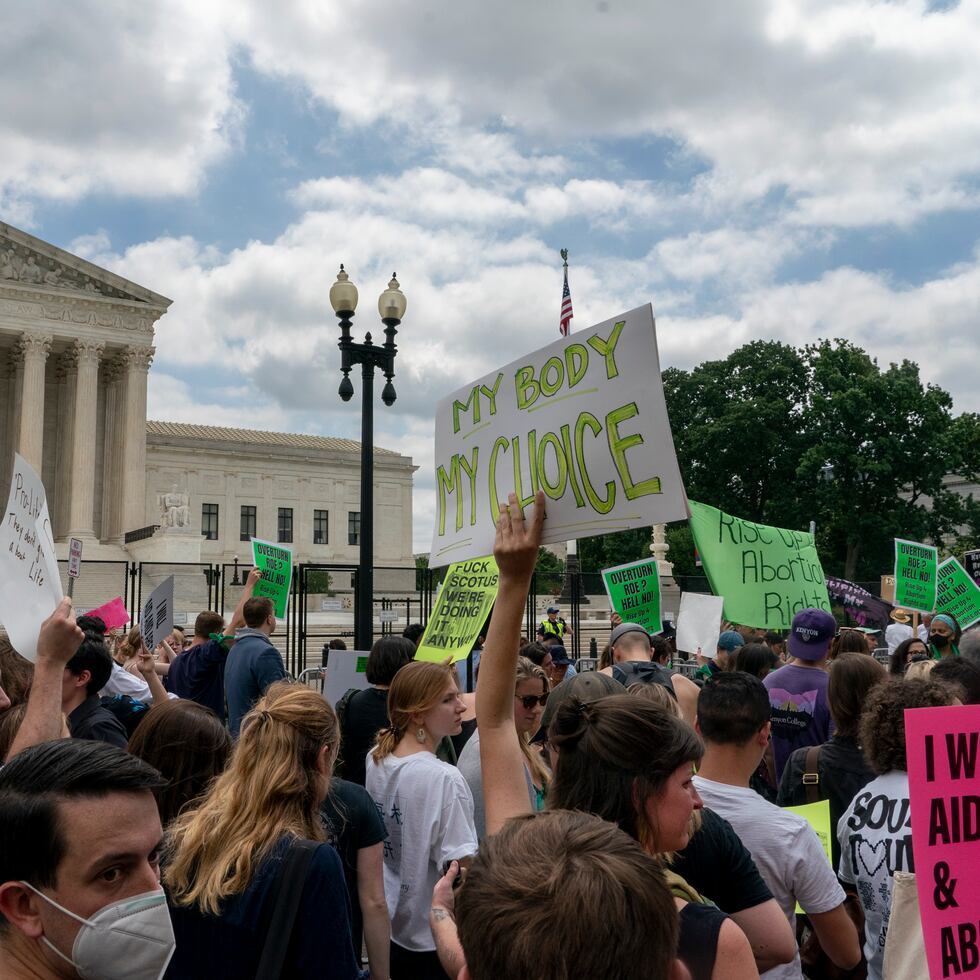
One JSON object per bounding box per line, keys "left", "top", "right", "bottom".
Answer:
{"left": 140, "top": 576, "right": 174, "bottom": 653}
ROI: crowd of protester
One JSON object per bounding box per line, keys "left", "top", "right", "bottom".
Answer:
{"left": 1, "top": 490, "right": 979, "bottom": 979}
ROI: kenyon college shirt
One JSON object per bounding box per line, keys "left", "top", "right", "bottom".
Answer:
{"left": 763, "top": 663, "right": 832, "bottom": 781}
{"left": 694, "top": 775, "right": 845, "bottom": 980}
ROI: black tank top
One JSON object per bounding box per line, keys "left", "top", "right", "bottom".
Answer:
{"left": 611, "top": 660, "right": 677, "bottom": 697}
{"left": 678, "top": 902, "right": 726, "bottom": 980}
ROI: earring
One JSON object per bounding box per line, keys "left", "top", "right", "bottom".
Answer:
{"left": 416, "top": 727, "right": 427, "bottom": 744}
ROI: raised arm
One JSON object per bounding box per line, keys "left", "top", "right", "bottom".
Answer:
{"left": 478, "top": 490, "right": 545, "bottom": 838}
{"left": 227, "top": 566, "right": 262, "bottom": 633}
{"left": 6, "top": 598, "right": 83, "bottom": 761}
{"left": 139, "top": 643, "right": 172, "bottom": 707}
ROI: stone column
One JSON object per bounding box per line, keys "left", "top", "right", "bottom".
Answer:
{"left": 100, "top": 358, "right": 124, "bottom": 542}
{"left": 15, "top": 332, "right": 52, "bottom": 473}
{"left": 52, "top": 353, "right": 77, "bottom": 538}
{"left": 118, "top": 346, "right": 153, "bottom": 537}
{"left": 66, "top": 340, "right": 104, "bottom": 538}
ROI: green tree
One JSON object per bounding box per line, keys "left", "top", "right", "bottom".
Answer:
{"left": 535, "top": 548, "right": 565, "bottom": 594}
{"left": 664, "top": 338, "right": 980, "bottom": 582}
{"left": 578, "top": 528, "right": 650, "bottom": 572}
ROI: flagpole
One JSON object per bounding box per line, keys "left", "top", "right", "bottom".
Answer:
{"left": 556, "top": 249, "right": 587, "bottom": 654}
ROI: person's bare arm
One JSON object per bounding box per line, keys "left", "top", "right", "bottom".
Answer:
{"left": 227, "top": 566, "right": 262, "bottom": 633}
{"left": 710, "top": 918, "right": 760, "bottom": 980}
{"left": 430, "top": 861, "right": 466, "bottom": 980}
{"left": 478, "top": 490, "right": 545, "bottom": 838}
{"left": 729, "top": 899, "right": 797, "bottom": 972}
{"left": 808, "top": 903, "right": 861, "bottom": 970}
{"left": 138, "top": 644, "right": 171, "bottom": 707}
{"left": 6, "top": 599, "right": 83, "bottom": 761}
{"left": 671, "top": 671, "right": 700, "bottom": 729}
{"left": 356, "top": 843, "right": 390, "bottom": 980}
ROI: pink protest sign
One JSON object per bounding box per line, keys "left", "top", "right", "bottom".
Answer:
{"left": 82, "top": 596, "right": 131, "bottom": 631}
{"left": 905, "top": 705, "right": 980, "bottom": 980}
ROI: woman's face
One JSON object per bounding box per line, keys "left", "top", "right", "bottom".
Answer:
{"left": 906, "top": 640, "right": 928, "bottom": 661}
{"left": 514, "top": 676, "right": 547, "bottom": 736}
{"left": 644, "top": 762, "right": 703, "bottom": 853}
{"left": 419, "top": 680, "right": 466, "bottom": 740}
{"left": 930, "top": 619, "right": 955, "bottom": 644}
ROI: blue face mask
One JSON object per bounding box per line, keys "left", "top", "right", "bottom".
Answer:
{"left": 22, "top": 882, "right": 175, "bottom": 980}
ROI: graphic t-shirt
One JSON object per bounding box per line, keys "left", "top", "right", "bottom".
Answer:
{"left": 837, "top": 771, "right": 913, "bottom": 980}
{"left": 763, "top": 663, "right": 832, "bottom": 781}
{"left": 365, "top": 751, "right": 477, "bottom": 952}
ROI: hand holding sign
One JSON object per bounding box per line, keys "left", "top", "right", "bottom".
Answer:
{"left": 36, "top": 598, "right": 84, "bottom": 669}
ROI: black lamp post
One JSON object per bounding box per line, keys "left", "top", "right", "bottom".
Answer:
{"left": 331, "top": 265, "right": 406, "bottom": 650}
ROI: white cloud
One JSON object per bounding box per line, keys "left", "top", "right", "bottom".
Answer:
{"left": 0, "top": 0, "right": 242, "bottom": 207}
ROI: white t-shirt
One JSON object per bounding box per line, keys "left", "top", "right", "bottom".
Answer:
{"left": 694, "top": 774, "right": 846, "bottom": 980}
{"left": 366, "top": 751, "right": 477, "bottom": 952}
{"left": 101, "top": 661, "right": 152, "bottom": 701}
{"left": 837, "top": 771, "right": 912, "bottom": 980}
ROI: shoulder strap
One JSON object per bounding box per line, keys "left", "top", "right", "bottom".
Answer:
{"left": 255, "top": 839, "right": 319, "bottom": 980}
{"left": 802, "top": 745, "right": 822, "bottom": 805}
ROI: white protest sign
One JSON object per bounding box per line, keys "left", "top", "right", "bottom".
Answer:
{"left": 429, "top": 304, "right": 688, "bottom": 566}
{"left": 68, "top": 537, "right": 83, "bottom": 578}
{"left": 140, "top": 576, "right": 174, "bottom": 653}
{"left": 323, "top": 650, "right": 372, "bottom": 706}
{"left": 675, "top": 592, "right": 725, "bottom": 659}
{"left": 0, "top": 454, "right": 64, "bottom": 661}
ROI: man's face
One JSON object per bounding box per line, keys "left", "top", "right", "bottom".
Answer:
{"left": 60, "top": 669, "right": 87, "bottom": 709}
{"left": 33, "top": 792, "right": 163, "bottom": 967}
{"left": 548, "top": 610, "right": 558, "bottom": 621}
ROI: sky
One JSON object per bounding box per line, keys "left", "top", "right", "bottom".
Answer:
{"left": 3, "top": 0, "right": 980, "bottom": 552}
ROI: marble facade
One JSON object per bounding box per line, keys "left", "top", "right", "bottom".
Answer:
{"left": 0, "top": 222, "right": 415, "bottom": 567}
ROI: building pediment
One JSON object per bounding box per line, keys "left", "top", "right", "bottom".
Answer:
{"left": 0, "top": 221, "right": 172, "bottom": 310}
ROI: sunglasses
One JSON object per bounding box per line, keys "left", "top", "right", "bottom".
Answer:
{"left": 515, "top": 693, "right": 550, "bottom": 710}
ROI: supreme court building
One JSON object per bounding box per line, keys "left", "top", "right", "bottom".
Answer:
{"left": 0, "top": 222, "right": 415, "bottom": 568}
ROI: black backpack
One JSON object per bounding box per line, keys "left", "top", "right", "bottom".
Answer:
{"left": 611, "top": 661, "right": 677, "bottom": 699}
{"left": 99, "top": 694, "right": 150, "bottom": 738}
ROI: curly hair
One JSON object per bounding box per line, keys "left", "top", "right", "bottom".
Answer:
{"left": 860, "top": 678, "right": 958, "bottom": 774}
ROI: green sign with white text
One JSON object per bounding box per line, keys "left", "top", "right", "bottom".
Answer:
{"left": 415, "top": 556, "right": 499, "bottom": 664}
{"left": 602, "top": 558, "right": 662, "bottom": 634}
{"left": 893, "top": 538, "right": 937, "bottom": 614}
{"left": 936, "top": 556, "right": 980, "bottom": 629}
{"left": 688, "top": 500, "right": 830, "bottom": 630}
{"left": 250, "top": 538, "right": 294, "bottom": 618}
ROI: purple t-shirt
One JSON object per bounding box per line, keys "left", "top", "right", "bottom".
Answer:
{"left": 763, "top": 663, "right": 832, "bottom": 781}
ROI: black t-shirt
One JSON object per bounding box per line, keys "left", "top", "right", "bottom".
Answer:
{"left": 67, "top": 695, "right": 128, "bottom": 749}
{"left": 167, "top": 640, "right": 229, "bottom": 721}
{"left": 678, "top": 902, "right": 727, "bottom": 980}
{"left": 336, "top": 687, "right": 390, "bottom": 786}
{"left": 777, "top": 734, "right": 876, "bottom": 868}
{"left": 671, "top": 807, "right": 773, "bottom": 914}
{"left": 321, "top": 778, "right": 388, "bottom": 958}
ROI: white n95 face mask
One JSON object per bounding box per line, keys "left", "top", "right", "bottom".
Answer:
{"left": 22, "top": 882, "right": 176, "bottom": 980}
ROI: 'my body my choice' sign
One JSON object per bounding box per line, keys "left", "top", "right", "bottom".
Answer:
{"left": 429, "top": 305, "right": 687, "bottom": 565}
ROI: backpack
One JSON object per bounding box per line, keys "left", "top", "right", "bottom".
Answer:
{"left": 333, "top": 687, "right": 361, "bottom": 780}
{"left": 612, "top": 661, "right": 677, "bottom": 698}
{"left": 99, "top": 694, "right": 150, "bottom": 737}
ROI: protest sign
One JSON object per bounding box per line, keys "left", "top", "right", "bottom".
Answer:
{"left": 825, "top": 575, "right": 894, "bottom": 629}
{"left": 84, "top": 596, "right": 131, "bottom": 631}
{"left": 250, "top": 538, "right": 294, "bottom": 618}
{"left": 893, "top": 538, "right": 938, "bottom": 614}
{"left": 140, "top": 576, "right": 174, "bottom": 653}
{"left": 323, "top": 650, "right": 371, "bottom": 706}
{"left": 936, "top": 557, "right": 980, "bottom": 630}
{"left": 784, "top": 800, "right": 833, "bottom": 913}
{"left": 416, "top": 556, "right": 499, "bottom": 663}
{"left": 687, "top": 501, "right": 830, "bottom": 629}
{"left": 963, "top": 549, "right": 980, "bottom": 588}
{"left": 0, "top": 453, "right": 63, "bottom": 661}
{"left": 429, "top": 304, "right": 687, "bottom": 566}
{"left": 67, "top": 537, "right": 83, "bottom": 595}
{"left": 905, "top": 704, "right": 980, "bottom": 980}
{"left": 675, "top": 592, "right": 724, "bottom": 658}
{"left": 602, "top": 558, "right": 662, "bottom": 634}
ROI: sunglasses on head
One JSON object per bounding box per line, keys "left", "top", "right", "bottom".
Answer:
{"left": 515, "top": 693, "right": 549, "bottom": 710}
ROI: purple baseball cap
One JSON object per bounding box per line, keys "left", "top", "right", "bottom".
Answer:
{"left": 788, "top": 608, "right": 837, "bottom": 660}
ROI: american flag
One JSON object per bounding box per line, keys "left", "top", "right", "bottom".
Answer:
{"left": 559, "top": 253, "right": 574, "bottom": 336}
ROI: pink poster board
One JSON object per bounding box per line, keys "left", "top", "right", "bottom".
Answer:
{"left": 82, "top": 596, "right": 131, "bottom": 631}
{"left": 905, "top": 704, "right": 980, "bottom": 980}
